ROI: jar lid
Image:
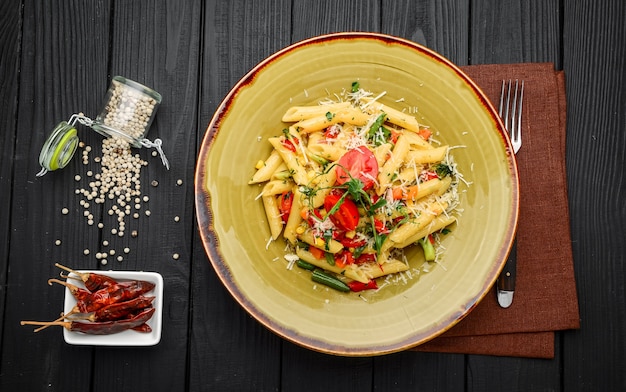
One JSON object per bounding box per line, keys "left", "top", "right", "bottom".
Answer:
{"left": 36, "top": 121, "right": 79, "bottom": 177}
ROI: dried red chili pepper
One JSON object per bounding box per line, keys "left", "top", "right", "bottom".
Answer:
{"left": 48, "top": 278, "right": 155, "bottom": 313}
{"left": 55, "top": 263, "right": 117, "bottom": 292}
{"left": 47, "top": 279, "right": 91, "bottom": 302}
{"left": 131, "top": 323, "right": 152, "bottom": 333}
{"left": 22, "top": 307, "right": 155, "bottom": 335}
{"left": 73, "top": 296, "right": 155, "bottom": 322}
{"left": 78, "top": 280, "right": 156, "bottom": 313}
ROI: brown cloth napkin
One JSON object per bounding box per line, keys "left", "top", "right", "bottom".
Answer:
{"left": 412, "top": 63, "right": 580, "bottom": 358}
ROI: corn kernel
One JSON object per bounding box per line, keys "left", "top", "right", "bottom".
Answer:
{"left": 295, "top": 226, "right": 305, "bottom": 234}
{"left": 255, "top": 160, "right": 265, "bottom": 169}
{"left": 315, "top": 237, "right": 325, "bottom": 247}
{"left": 345, "top": 230, "right": 356, "bottom": 239}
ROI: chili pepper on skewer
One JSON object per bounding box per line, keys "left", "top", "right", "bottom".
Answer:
{"left": 47, "top": 279, "right": 91, "bottom": 302}
{"left": 22, "top": 307, "right": 155, "bottom": 335}
{"left": 66, "top": 296, "right": 155, "bottom": 323}
{"left": 55, "top": 263, "right": 118, "bottom": 292}
{"left": 48, "top": 278, "right": 155, "bottom": 313}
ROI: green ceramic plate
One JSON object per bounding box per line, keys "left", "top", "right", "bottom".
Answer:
{"left": 195, "top": 32, "right": 518, "bottom": 356}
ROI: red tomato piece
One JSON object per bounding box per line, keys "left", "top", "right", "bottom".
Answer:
{"left": 418, "top": 128, "right": 432, "bottom": 141}
{"left": 348, "top": 279, "right": 378, "bottom": 292}
{"left": 323, "top": 192, "right": 359, "bottom": 232}
{"left": 355, "top": 253, "right": 377, "bottom": 265}
{"left": 277, "top": 192, "right": 293, "bottom": 224}
{"left": 324, "top": 125, "right": 341, "bottom": 139}
{"left": 374, "top": 218, "right": 390, "bottom": 234}
{"left": 306, "top": 208, "right": 323, "bottom": 228}
{"left": 281, "top": 137, "right": 299, "bottom": 152}
{"left": 334, "top": 250, "right": 354, "bottom": 268}
{"left": 420, "top": 171, "right": 439, "bottom": 182}
{"left": 335, "top": 146, "right": 379, "bottom": 190}
{"left": 338, "top": 236, "right": 367, "bottom": 248}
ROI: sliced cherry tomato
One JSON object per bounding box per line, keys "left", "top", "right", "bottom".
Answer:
{"left": 324, "top": 192, "right": 360, "bottom": 232}
{"left": 281, "top": 137, "right": 299, "bottom": 152}
{"left": 420, "top": 171, "right": 439, "bottom": 182}
{"left": 348, "top": 279, "right": 378, "bottom": 292}
{"left": 324, "top": 125, "right": 341, "bottom": 139}
{"left": 418, "top": 128, "right": 432, "bottom": 141}
{"left": 374, "top": 218, "right": 390, "bottom": 234}
{"left": 355, "top": 253, "right": 377, "bottom": 265}
{"left": 389, "top": 129, "right": 401, "bottom": 144}
{"left": 277, "top": 192, "right": 293, "bottom": 224}
{"left": 306, "top": 208, "right": 323, "bottom": 228}
{"left": 334, "top": 250, "right": 354, "bottom": 268}
{"left": 338, "top": 236, "right": 367, "bottom": 248}
{"left": 335, "top": 146, "right": 379, "bottom": 190}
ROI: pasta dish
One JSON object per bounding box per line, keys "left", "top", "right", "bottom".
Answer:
{"left": 249, "top": 83, "right": 463, "bottom": 293}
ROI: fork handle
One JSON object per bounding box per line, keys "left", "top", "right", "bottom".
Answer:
{"left": 497, "top": 238, "right": 517, "bottom": 291}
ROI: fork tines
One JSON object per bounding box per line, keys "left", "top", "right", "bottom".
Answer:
{"left": 499, "top": 79, "right": 524, "bottom": 154}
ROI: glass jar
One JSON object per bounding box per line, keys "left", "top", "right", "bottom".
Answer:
{"left": 37, "top": 76, "right": 166, "bottom": 177}
{"left": 92, "top": 76, "right": 162, "bottom": 148}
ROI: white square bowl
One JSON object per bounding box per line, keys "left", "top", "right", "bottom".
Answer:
{"left": 62, "top": 270, "right": 163, "bottom": 346}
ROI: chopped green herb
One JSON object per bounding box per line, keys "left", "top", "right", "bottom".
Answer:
{"left": 325, "top": 111, "right": 335, "bottom": 122}
{"left": 368, "top": 113, "right": 387, "bottom": 140}
{"left": 435, "top": 163, "right": 453, "bottom": 178}
{"left": 368, "top": 198, "right": 387, "bottom": 216}
{"left": 351, "top": 81, "right": 360, "bottom": 92}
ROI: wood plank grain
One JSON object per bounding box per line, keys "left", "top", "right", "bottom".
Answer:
{"left": 189, "top": 1, "right": 290, "bottom": 390}
{"left": 291, "top": 0, "right": 381, "bottom": 41}
{"left": 470, "top": 0, "right": 561, "bottom": 68}
{"left": 374, "top": 351, "right": 465, "bottom": 391}
{"left": 0, "top": 0, "right": 21, "bottom": 355}
{"left": 561, "top": 0, "right": 626, "bottom": 390}
{"left": 381, "top": 0, "right": 470, "bottom": 66}
{"left": 0, "top": 0, "right": 110, "bottom": 390}
{"left": 376, "top": 2, "right": 470, "bottom": 390}
{"left": 274, "top": 2, "right": 382, "bottom": 390}
{"left": 87, "top": 1, "right": 202, "bottom": 391}
{"left": 465, "top": 2, "right": 564, "bottom": 391}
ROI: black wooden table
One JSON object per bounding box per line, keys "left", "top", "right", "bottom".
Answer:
{"left": 1, "top": 1, "right": 624, "bottom": 391}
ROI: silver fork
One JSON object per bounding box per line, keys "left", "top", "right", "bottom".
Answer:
{"left": 499, "top": 80, "right": 524, "bottom": 154}
{"left": 496, "top": 79, "right": 524, "bottom": 308}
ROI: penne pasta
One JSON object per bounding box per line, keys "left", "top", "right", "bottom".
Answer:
{"left": 406, "top": 145, "right": 449, "bottom": 164}
{"left": 297, "top": 231, "right": 344, "bottom": 254}
{"left": 283, "top": 187, "right": 304, "bottom": 244}
{"left": 397, "top": 215, "right": 457, "bottom": 248}
{"left": 251, "top": 86, "right": 462, "bottom": 294}
{"left": 378, "top": 134, "right": 410, "bottom": 193}
{"left": 261, "top": 180, "right": 294, "bottom": 196}
{"left": 268, "top": 137, "right": 309, "bottom": 185}
{"left": 296, "top": 248, "right": 369, "bottom": 283}
{"left": 361, "top": 97, "right": 420, "bottom": 132}
{"left": 249, "top": 150, "right": 283, "bottom": 184}
{"left": 262, "top": 195, "right": 283, "bottom": 240}
{"left": 282, "top": 102, "right": 351, "bottom": 122}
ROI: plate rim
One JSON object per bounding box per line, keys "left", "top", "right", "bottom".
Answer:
{"left": 194, "top": 32, "right": 519, "bottom": 356}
